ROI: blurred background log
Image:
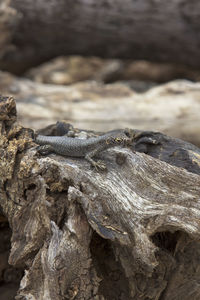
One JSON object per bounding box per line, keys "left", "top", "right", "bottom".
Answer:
{"left": 1, "top": 0, "right": 200, "bottom": 73}
{"left": 1, "top": 71, "right": 200, "bottom": 147}
{"left": 0, "top": 0, "right": 19, "bottom": 58}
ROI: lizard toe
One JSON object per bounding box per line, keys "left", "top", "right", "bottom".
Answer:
{"left": 93, "top": 160, "right": 107, "bottom": 171}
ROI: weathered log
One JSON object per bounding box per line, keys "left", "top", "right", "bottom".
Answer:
{"left": 1, "top": 96, "right": 200, "bottom": 299}
{"left": 1, "top": 71, "right": 200, "bottom": 147}
{"left": 1, "top": 0, "right": 200, "bottom": 73}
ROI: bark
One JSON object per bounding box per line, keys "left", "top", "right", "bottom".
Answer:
{"left": 1, "top": 71, "right": 200, "bottom": 147}
{"left": 1, "top": 0, "right": 200, "bottom": 73}
{"left": 1, "top": 96, "right": 200, "bottom": 299}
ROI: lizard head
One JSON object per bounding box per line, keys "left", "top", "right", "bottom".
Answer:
{"left": 106, "top": 132, "right": 132, "bottom": 146}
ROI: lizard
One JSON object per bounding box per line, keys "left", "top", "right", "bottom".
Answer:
{"left": 35, "top": 129, "right": 132, "bottom": 170}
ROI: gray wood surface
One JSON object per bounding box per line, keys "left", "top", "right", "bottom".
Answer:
{"left": 1, "top": 96, "right": 200, "bottom": 299}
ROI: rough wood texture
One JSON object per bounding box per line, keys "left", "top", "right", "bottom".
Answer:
{"left": 1, "top": 71, "right": 200, "bottom": 147}
{"left": 1, "top": 96, "right": 200, "bottom": 299}
{"left": 1, "top": 0, "right": 200, "bottom": 73}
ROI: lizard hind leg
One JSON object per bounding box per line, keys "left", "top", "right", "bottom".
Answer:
{"left": 37, "top": 145, "right": 55, "bottom": 156}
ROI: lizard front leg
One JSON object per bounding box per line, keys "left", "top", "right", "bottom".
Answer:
{"left": 85, "top": 148, "right": 107, "bottom": 171}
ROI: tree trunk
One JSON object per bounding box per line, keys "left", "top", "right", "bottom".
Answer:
{"left": 1, "top": 0, "right": 200, "bottom": 73}
{"left": 1, "top": 96, "right": 200, "bottom": 299}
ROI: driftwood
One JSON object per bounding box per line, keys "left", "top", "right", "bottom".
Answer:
{"left": 1, "top": 0, "right": 200, "bottom": 73}
{"left": 1, "top": 71, "right": 200, "bottom": 147}
{"left": 1, "top": 96, "right": 200, "bottom": 299}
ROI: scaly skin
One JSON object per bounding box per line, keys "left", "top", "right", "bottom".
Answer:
{"left": 35, "top": 129, "right": 131, "bottom": 170}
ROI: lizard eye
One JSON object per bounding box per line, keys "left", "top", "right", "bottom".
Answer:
{"left": 115, "top": 137, "right": 122, "bottom": 143}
